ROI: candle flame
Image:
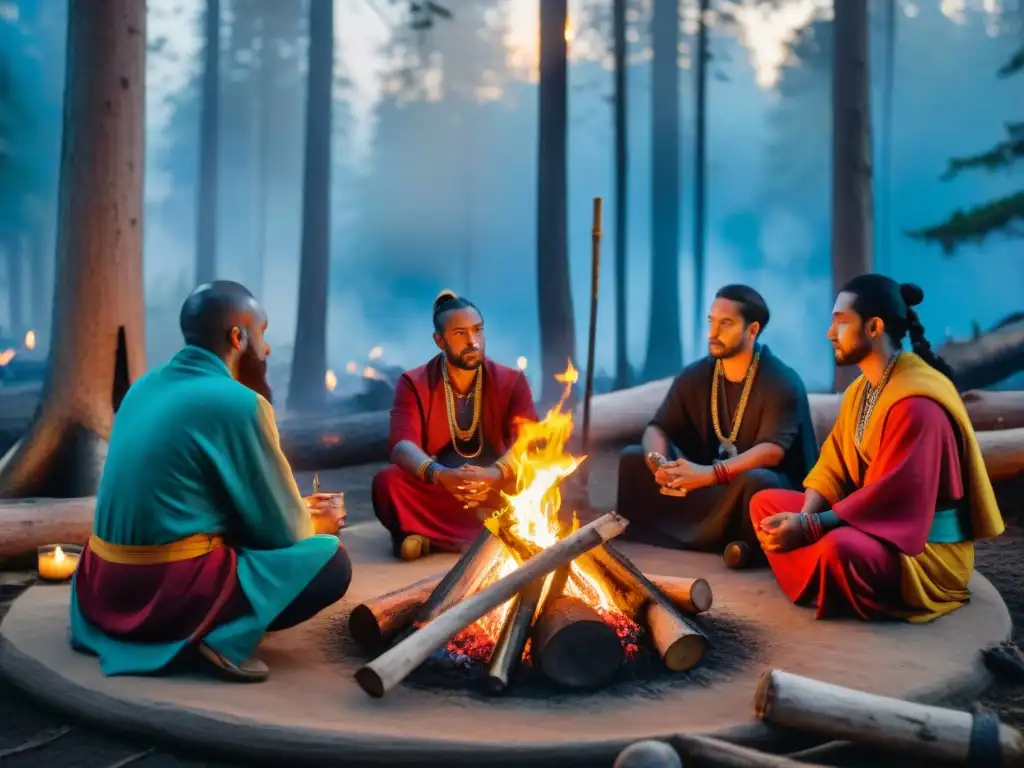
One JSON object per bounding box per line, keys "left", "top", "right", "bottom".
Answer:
{"left": 325, "top": 369, "right": 337, "bottom": 392}
{"left": 0, "top": 348, "right": 14, "bottom": 366}
{"left": 346, "top": 361, "right": 358, "bottom": 374}
{"left": 24, "top": 330, "right": 36, "bottom": 350}
{"left": 368, "top": 346, "right": 383, "bottom": 361}
{"left": 516, "top": 356, "right": 528, "bottom": 370}
{"left": 363, "top": 366, "right": 379, "bottom": 380}
{"left": 54, "top": 545, "right": 65, "bottom": 563}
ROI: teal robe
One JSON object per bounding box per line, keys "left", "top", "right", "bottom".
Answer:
{"left": 69, "top": 345, "right": 340, "bottom": 675}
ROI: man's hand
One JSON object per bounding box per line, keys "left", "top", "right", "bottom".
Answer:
{"left": 304, "top": 493, "right": 346, "bottom": 535}
{"left": 435, "top": 465, "right": 503, "bottom": 507}
{"left": 655, "top": 460, "right": 713, "bottom": 493}
{"left": 757, "top": 512, "right": 807, "bottom": 553}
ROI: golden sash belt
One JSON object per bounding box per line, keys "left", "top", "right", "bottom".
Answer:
{"left": 87, "top": 533, "right": 224, "bottom": 566}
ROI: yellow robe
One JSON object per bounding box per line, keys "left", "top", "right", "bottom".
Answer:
{"left": 804, "top": 353, "right": 1004, "bottom": 622}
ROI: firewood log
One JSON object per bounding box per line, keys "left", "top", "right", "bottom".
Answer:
{"left": 532, "top": 594, "right": 624, "bottom": 689}
{"left": 348, "top": 572, "right": 445, "bottom": 651}
{"left": 669, "top": 733, "right": 826, "bottom": 767}
{"left": 590, "top": 544, "right": 709, "bottom": 671}
{"left": 754, "top": 669, "right": 1024, "bottom": 765}
{"left": 0, "top": 497, "right": 95, "bottom": 557}
{"left": 483, "top": 577, "right": 544, "bottom": 695}
{"left": 354, "top": 511, "right": 628, "bottom": 698}
{"left": 648, "top": 575, "right": 713, "bottom": 615}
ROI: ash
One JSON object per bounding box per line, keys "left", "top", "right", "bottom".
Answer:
{"left": 328, "top": 606, "right": 764, "bottom": 702}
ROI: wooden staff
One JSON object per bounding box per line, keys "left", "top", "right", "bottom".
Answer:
{"left": 348, "top": 572, "right": 445, "bottom": 651}
{"left": 755, "top": 669, "right": 1024, "bottom": 765}
{"left": 580, "top": 196, "right": 603, "bottom": 466}
{"left": 354, "top": 511, "right": 628, "bottom": 698}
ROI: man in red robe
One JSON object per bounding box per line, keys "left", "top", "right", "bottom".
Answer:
{"left": 750, "top": 275, "right": 1004, "bottom": 622}
{"left": 372, "top": 291, "right": 539, "bottom": 560}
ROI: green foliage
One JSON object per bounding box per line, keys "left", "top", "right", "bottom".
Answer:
{"left": 907, "top": 45, "right": 1023, "bottom": 254}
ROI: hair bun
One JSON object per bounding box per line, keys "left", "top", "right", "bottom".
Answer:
{"left": 899, "top": 282, "right": 924, "bottom": 308}
{"left": 433, "top": 289, "right": 459, "bottom": 313}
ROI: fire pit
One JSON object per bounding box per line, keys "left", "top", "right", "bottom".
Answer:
{"left": 349, "top": 364, "right": 715, "bottom": 697}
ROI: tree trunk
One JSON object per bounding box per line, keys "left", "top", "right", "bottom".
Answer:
{"left": 4, "top": 233, "right": 25, "bottom": 336}
{"left": 0, "top": 0, "right": 147, "bottom": 499}
{"left": 286, "top": 0, "right": 334, "bottom": 413}
{"left": 195, "top": 0, "right": 220, "bottom": 286}
{"left": 27, "top": 223, "right": 50, "bottom": 337}
{"left": 643, "top": 0, "right": 682, "bottom": 382}
{"left": 251, "top": 16, "right": 269, "bottom": 301}
{"left": 831, "top": 0, "right": 874, "bottom": 392}
{"left": 536, "top": 0, "right": 577, "bottom": 407}
{"left": 612, "top": 0, "right": 629, "bottom": 391}
{"left": 692, "top": 0, "right": 709, "bottom": 356}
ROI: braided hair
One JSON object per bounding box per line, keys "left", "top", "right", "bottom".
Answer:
{"left": 840, "top": 274, "right": 955, "bottom": 380}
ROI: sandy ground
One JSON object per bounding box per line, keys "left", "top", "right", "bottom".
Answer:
{"left": 0, "top": 453, "right": 1021, "bottom": 767}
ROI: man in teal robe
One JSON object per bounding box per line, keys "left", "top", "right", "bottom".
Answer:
{"left": 70, "top": 281, "right": 349, "bottom": 682}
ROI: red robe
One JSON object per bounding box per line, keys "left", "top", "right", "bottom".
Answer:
{"left": 373, "top": 355, "right": 538, "bottom": 548}
{"left": 749, "top": 397, "right": 964, "bottom": 620}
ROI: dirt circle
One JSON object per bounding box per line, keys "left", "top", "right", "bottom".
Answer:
{"left": 0, "top": 522, "right": 1011, "bottom": 767}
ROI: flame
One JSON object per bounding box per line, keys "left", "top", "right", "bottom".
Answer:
{"left": 368, "top": 346, "right": 383, "bottom": 361}
{"left": 0, "top": 348, "right": 14, "bottom": 366}
{"left": 363, "top": 366, "right": 380, "bottom": 380}
{"left": 564, "top": 17, "right": 573, "bottom": 42}
{"left": 324, "top": 369, "right": 337, "bottom": 392}
{"left": 24, "top": 330, "right": 36, "bottom": 350}
{"left": 516, "top": 356, "right": 528, "bottom": 371}
{"left": 53, "top": 546, "right": 65, "bottom": 563}
{"left": 345, "top": 361, "right": 358, "bottom": 374}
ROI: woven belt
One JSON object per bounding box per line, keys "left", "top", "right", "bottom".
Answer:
{"left": 87, "top": 533, "right": 224, "bottom": 565}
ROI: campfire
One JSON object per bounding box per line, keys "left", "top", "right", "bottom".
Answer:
{"left": 350, "top": 363, "right": 713, "bottom": 697}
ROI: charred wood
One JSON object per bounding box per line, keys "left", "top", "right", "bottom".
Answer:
{"left": 531, "top": 594, "right": 623, "bottom": 689}
{"left": 483, "top": 577, "right": 544, "bottom": 695}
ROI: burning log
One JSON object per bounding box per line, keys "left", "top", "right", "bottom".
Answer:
{"left": 755, "top": 669, "right": 1024, "bottom": 764}
{"left": 354, "top": 511, "right": 628, "bottom": 698}
{"left": 532, "top": 594, "right": 624, "bottom": 689}
{"left": 590, "top": 544, "right": 709, "bottom": 671}
{"left": 399, "top": 531, "right": 508, "bottom": 640}
{"left": 483, "top": 577, "right": 545, "bottom": 695}
{"left": 648, "top": 575, "right": 713, "bottom": 615}
{"left": 348, "top": 572, "right": 445, "bottom": 651}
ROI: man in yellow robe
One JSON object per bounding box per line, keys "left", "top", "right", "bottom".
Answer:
{"left": 750, "top": 274, "right": 1004, "bottom": 622}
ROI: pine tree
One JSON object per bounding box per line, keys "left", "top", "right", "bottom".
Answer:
{"left": 907, "top": 46, "right": 1024, "bottom": 255}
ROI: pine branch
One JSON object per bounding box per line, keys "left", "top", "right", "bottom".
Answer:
{"left": 999, "top": 45, "right": 1024, "bottom": 79}
{"left": 940, "top": 122, "right": 1024, "bottom": 180}
{"left": 906, "top": 191, "right": 1024, "bottom": 255}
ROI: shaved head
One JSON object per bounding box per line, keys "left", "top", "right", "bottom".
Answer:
{"left": 179, "top": 281, "right": 273, "bottom": 402}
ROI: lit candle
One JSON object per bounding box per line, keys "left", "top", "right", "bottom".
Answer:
{"left": 37, "top": 544, "right": 81, "bottom": 582}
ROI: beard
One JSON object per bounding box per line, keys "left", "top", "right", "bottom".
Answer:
{"left": 708, "top": 339, "right": 744, "bottom": 359}
{"left": 445, "top": 345, "right": 483, "bottom": 370}
{"left": 833, "top": 334, "right": 872, "bottom": 367}
{"left": 237, "top": 347, "right": 273, "bottom": 403}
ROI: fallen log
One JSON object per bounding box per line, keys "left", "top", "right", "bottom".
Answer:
{"left": 755, "top": 668, "right": 1024, "bottom": 765}
{"left": 348, "top": 572, "right": 445, "bottom": 651}
{"left": 532, "top": 594, "right": 624, "bottom": 689}
{"left": 353, "top": 511, "right": 628, "bottom": 698}
{"left": 939, "top": 315, "right": 1024, "bottom": 392}
{"left": 669, "top": 733, "right": 826, "bottom": 768}
{"left": 648, "top": 575, "right": 713, "bottom": 615}
{"left": 0, "top": 497, "right": 95, "bottom": 558}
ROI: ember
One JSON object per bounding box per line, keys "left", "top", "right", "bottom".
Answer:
{"left": 351, "top": 362, "right": 714, "bottom": 696}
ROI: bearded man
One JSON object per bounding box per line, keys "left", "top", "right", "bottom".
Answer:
{"left": 372, "top": 290, "right": 539, "bottom": 560}
{"left": 751, "top": 275, "right": 1004, "bottom": 622}
{"left": 617, "top": 284, "right": 817, "bottom": 568}
{"left": 71, "top": 281, "right": 350, "bottom": 682}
